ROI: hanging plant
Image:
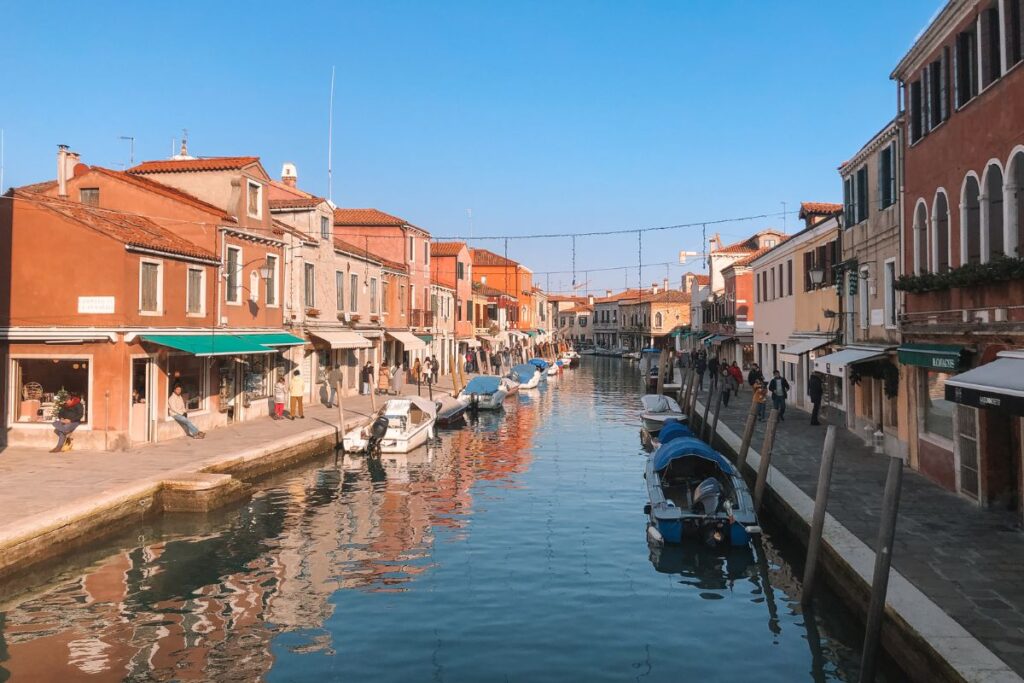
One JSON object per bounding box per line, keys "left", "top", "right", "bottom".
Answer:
{"left": 896, "top": 255, "right": 1024, "bottom": 293}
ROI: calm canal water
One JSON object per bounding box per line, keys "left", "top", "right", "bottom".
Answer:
{"left": 0, "top": 359, "right": 878, "bottom": 682}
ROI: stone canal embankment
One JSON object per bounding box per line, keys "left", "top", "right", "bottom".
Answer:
{"left": 691, "top": 393, "right": 1023, "bottom": 683}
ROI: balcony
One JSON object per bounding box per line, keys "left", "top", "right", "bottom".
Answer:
{"left": 410, "top": 309, "right": 434, "bottom": 328}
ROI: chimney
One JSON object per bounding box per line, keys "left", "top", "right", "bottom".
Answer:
{"left": 663, "top": 277, "right": 669, "bottom": 292}
{"left": 587, "top": 294, "right": 595, "bottom": 306}
{"left": 281, "top": 162, "right": 298, "bottom": 188}
{"left": 605, "top": 289, "right": 612, "bottom": 297}
{"left": 651, "top": 281, "right": 660, "bottom": 295}
{"left": 57, "top": 144, "right": 69, "bottom": 197}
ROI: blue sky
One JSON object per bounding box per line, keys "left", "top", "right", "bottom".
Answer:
{"left": 1, "top": 0, "right": 938, "bottom": 293}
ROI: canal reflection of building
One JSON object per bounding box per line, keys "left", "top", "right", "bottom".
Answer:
{"left": 0, "top": 395, "right": 541, "bottom": 680}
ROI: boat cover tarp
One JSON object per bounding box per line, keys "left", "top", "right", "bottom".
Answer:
{"left": 658, "top": 421, "right": 693, "bottom": 444}
{"left": 641, "top": 394, "right": 682, "bottom": 413}
{"left": 512, "top": 364, "right": 538, "bottom": 381}
{"left": 528, "top": 358, "right": 550, "bottom": 369}
{"left": 652, "top": 437, "right": 736, "bottom": 475}
{"left": 464, "top": 376, "right": 502, "bottom": 394}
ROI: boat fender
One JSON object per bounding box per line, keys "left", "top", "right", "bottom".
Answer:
{"left": 646, "top": 525, "right": 664, "bottom": 545}
{"left": 744, "top": 525, "right": 762, "bottom": 535}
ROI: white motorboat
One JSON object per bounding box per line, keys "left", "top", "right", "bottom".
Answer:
{"left": 579, "top": 345, "right": 597, "bottom": 356}
{"left": 622, "top": 351, "right": 641, "bottom": 361}
{"left": 510, "top": 363, "right": 542, "bottom": 389}
{"left": 594, "top": 346, "right": 611, "bottom": 356}
{"left": 546, "top": 364, "right": 560, "bottom": 376}
{"left": 343, "top": 396, "right": 437, "bottom": 454}
{"left": 559, "top": 350, "right": 580, "bottom": 367}
{"left": 458, "top": 376, "right": 509, "bottom": 410}
{"left": 499, "top": 376, "right": 520, "bottom": 395}
{"left": 640, "top": 394, "right": 686, "bottom": 434}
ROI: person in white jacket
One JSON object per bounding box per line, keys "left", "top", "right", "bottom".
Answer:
{"left": 168, "top": 385, "right": 205, "bottom": 438}
{"left": 288, "top": 370, "right": 305, "bottom": 419}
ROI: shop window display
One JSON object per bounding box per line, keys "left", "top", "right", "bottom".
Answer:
{"left": 13, "top": 358, "right": 89, "bottom": 423}
{"left": 244, "top": 356, "right": 272, "bottom": 403}
{"left": 921, "top": 370, "right": 954, "bottom": 441}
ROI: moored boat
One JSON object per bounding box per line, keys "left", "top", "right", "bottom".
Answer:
{"left": 434, "top": 395, "right": 469, "bottom": 427}
{"left": 510, "top": 363, "right": 542, "bottom": 389}
{"left": 458, "top": 376, "right": 508, "bottom": 410}
{"left": 343, "top": 396, "right": 437, "bottom": 454}
{"left": 645, "top": 437, "right": 760, "bottom": 547}
{"left": 640, "top": 393, "right": 686, "bottom": 433}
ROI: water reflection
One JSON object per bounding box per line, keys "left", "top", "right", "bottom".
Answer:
{"left": 0, "top": 363, "right": 870, "bottom": 682}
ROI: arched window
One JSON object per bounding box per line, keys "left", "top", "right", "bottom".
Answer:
{"left": 961, "top": 175, "right": 981, "bottom": 265}
{"left": 655, "top": 312, "right": 663, "bottom": 328}
{"left": 983, "top": 163, "right": 1005, "bottom": 260}
{"left": 932, "top": 191, "right": 951, "bottom": 272}
{"left": 913, "top": 201, "right": 929, "bottom": 274}
{"left": 1008, "top": 148, "right": 1024, "bottom": 257}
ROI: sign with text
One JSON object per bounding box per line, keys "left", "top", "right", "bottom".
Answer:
{"left": 77, "top": 296, "right": 115, "bottom": 314}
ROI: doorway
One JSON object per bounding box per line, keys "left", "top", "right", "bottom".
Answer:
{"left": 130, "top": 358, "right": 153, "bottom": 443}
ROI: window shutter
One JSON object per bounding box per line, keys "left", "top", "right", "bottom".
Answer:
{"left": 844, "top": 177, "right": 853, "bottom": 225}
{"left": 923, "top": 66, "right": 932, "bottom": 132}
{"left": 940, "top": 48, "right": 949, "bottom": 121}
{"left": 803, "top": 252, "right": 813, "bottom": 291}
{"left": 953, "top": 37, "right": 961, "bottom": 107}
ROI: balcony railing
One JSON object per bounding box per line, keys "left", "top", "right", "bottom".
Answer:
{"left": 410, "top": 309, "right": 434, "bottom": 327}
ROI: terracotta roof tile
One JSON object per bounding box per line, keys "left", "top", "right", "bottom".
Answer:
{"left": 799, "top": 202, "right": 843, "bottom": 219}
{"left": 470, "top": 248, "right": 519, "bottom": 267}
{"left": 90, "top": 167, "right": 233, "bottom": 220}
{"left": 693, "top": 274, "right": 710, "bottom": 285}
{"left": 729, "top": 238, "right": 791, "bottom": 267}
{"left": 430, "top": 241, "right": 466, "bottom": 257}
{"left": 267, "top": 179, "right": 315, "bottom": 201}
{"left": 22, "top": 191, "right": 216, "bottom": 261}
{"left": 566, "top": 304, "right": 593, "bottom": 313}
{"left": 269, "top": 197, "right": 324, "bottom": 210}
{"left": 333, "top": 208, "right": 408, "bottom": 226}
{"left": 713, "top": 230, "right": 786, "bottom": 255}
{"left": 594, "top": 288, "right": 651, "bottom": 303}
{"left": 645, "top": 289, "right": 690, "bottom": 303}
{"left": 14, "top": 179, "right": 58, "bottom": 194}
{"left": 272, "top": 219, "right": 314, "bottom": 243}
{"left": 333, "top": 237, "right": 383, "bottom": 262}
{"left": 128, "top": 156, "right": 260, "bottom": 174}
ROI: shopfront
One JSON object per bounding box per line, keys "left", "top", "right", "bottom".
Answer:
{"left": 387, "top": 330, "right": 427, "bottom": 369}
{"left": 779, "top": 335, "right": 833, "bottom": 409}
{"left": 814, "top": 346, "right": 898, "bottom": 453}
{"left": 308, "top": 329, "right": 374, "bottom": 400}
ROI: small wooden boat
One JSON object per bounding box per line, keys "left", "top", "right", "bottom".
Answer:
{"left": 343, "top": 396, "right": 436, "bottom": 454}
{"left": 640, "top": 394, "right": 686, "bottom": 433}
{"left": 645, "top": 437, "right": 760, "bottom": 547}
{"left": 458, "top": 376, "right": 508, "bottom": 410}
{"left": 434, "top": 395, "right": 469, "bottom": 427}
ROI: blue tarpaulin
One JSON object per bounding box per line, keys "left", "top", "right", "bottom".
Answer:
{"left": 652, "top": 437, "right": 736, "bottom": 475}
{"left": 464, "top": 376, "right": 501, "bottom": 394}
{"left": 528, "top": 358, "right": 549, "bottom": 369}
{"left": 512, "top": 364, "right": 538, "bottom": 381}
{"left": 658, "top": 421, "right": 693, "bottom": 445}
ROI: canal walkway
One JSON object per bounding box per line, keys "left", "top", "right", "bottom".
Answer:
{"left": 0, "top": 375, "right": 470, "bottom": 579}
{"left": 695, "top": 383, "right": 1024, "bottom": 682}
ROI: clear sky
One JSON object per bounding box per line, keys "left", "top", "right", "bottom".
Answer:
{"left": 1, "top": 0, "right": 939, "bottom": 294}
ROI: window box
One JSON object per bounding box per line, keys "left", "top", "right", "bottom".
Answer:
{"left": 306, "top": 307, "right": 321, "bottom": 318}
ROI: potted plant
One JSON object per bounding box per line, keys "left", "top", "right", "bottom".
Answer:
{"left": 306, "top": 307, "right": 320, "bottom": 318}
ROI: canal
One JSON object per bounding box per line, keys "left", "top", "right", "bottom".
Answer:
{"left": 0, "top": 359, "right": 880, "bottom": 681}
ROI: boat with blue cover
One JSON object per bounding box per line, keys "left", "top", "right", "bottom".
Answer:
{"left": 510, "top": 363, "right": 542, "bottom": 389}
{"left": 458, "top": 375, "right": 508, "bottom": 410}
{"left": 645, "top": 436, "right": 760, "bottom": 547}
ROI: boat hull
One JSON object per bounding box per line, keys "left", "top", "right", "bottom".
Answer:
{"left": 458, "top": 389, "right": 508, "bottom": 410}
{"left": 343, "top": 422, "right": 433, "bottom": 454}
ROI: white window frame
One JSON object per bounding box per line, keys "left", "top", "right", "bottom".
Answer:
{"left": 139, "top": 257, "right": 164, "bottom": 316}
{"left": 883, "top": 257, "right": 897, "bottom": 329}
{"left": 350, "top": 272, "right": 359, "bottom": 313}
{"left": 370, "top": 277, "right": 379, "bottom": 314}
{"left": 186, "top": 266, "right": 206, "bottom": 317}
{"left": 304, "top": 263, "right": 316, "bottom": 308}
{"left": 225, "top": 246, "right": 243, "bottom": 305}
{"left": 265, "top": 254, "right": 279, "bottom": 308}
{"left": 246, "top": 180, "right": 263, "bottom": 219}
{"left": 408, "top": 236, "right": 415, "bottom": 263}
{"left": 320, "top": 215, "right": 331, "bottom": 240}
{"left": 336, "top": 271, "right": 345, "bottom": 313}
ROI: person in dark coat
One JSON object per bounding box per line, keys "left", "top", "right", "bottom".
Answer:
{"left": 808, "top": 372, "right": 824, "bottom": 425}
{"left": 767, "top": 370, "right": 790, "bottom": 421}
{"left": 747, "top": 363, "right": 764, "bottom": 387}
{"left": 694, "top": 355, "right": 707, "bottom": 393}
{"left": 707, "top": 356, "right": 720, "bottom": 392}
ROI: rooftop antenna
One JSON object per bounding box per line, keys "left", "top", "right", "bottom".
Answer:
{"left": 119, "top": 135, "right": 135, "bottom": 165}
{"left": 181, "top": 129, "right": 188, "bottom": 155}
{"left": 328, "top": 65, "right": 336, "bottom": 202}
{"left": 466, "top": 208, "right": 473, "bottom": 240}
{"left": 782, "top": 201, "right": 787, "bottom": 233}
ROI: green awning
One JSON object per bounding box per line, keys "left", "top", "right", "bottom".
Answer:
{"left": 417, "top": 334, "right": 434, "bottom": 344}
{"left": 897, "top": 343, "right": 969, "bottom": 371}
{"left": 141, "top": 334, "right": 276, "bottom": 356}
{"left": 524, "top": 330, "right": 537, "bottom": 337}
{"left": 238, "top": 332, "right": 306, "bottom": 347}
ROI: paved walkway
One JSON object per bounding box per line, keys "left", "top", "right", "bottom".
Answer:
{"left": 693, "top": 382, "right": 1024, "bottom": 678}
{"left": 0, "top": 377, "right": 466, "bottom": 533}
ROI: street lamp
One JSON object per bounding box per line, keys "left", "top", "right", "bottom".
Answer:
{"left": 258, "top": 258, "right": 273, "bottom": 280}
{"left": 808, "top": 266, "right": 825, "bottom": 288}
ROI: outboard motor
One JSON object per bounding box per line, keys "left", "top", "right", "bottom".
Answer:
{"left": 692, "top": 477, "right": 722, "bottom": 515}
{"left": 470, "top": 392, "right": 479, "bottom": 413}
{"left": 364, "top": 415, "right": 389, "bottom": 458}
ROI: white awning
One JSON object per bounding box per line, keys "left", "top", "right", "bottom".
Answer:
{"left": 814, "top": 346, "right": 891, "bottom": 377}
{"left": 386, "top": 330, "right": 427, "bottom": 351}
{"left": 309, "top": 330, "right": 373, "bottom": 349}
{"left": 463, "top": 338, "right": 482, "bottom": 348}
{"left": 780, "top": 336, "right": 832, "bottom": 362}
{"left": 946, "top": 351, "right": 1024, "bottom": 415}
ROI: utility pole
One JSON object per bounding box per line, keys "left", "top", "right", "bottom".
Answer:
{"left": 119, "top": 136, "right": 135, "bottom": 166}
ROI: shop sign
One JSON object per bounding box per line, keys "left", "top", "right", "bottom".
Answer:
{"left": 77, "top": 296, "right": 115, "bottom": 314}
{"left": 931, "top": 356, "right": 958, "bottom": 370}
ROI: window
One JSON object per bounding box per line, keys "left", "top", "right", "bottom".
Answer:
{"left": 920, "top": 370, "right": 955, "bottom": 441}
{"left": 770, "top": 268, "right": 776, "bottom": 299}
{"left": 858, "top": 267, "right": 869, "bottom": 330}
{"left": 12, "top": 357, "right": 90, "bottom": 424}
{"left": 755, "top": 274, "right": 760, "bottom": 303}
{"left": 786, "top": 259, "right": 793, "bottom": 296}
{"left": 1009, "top": 0, "right": 1024, "bottom": 66}
{"left": 226, "top": 246, "right": 242, "bottom": 304}
{"left": 186, "top": 267, "right": 204, "bottom": 315}
{"left": 336, "top": 271, "right": 345, "bottom": 312}
{"left": 955, "top": 27, "right": 978, "bottom": 108}
{"left": 778, "top": 264, "right": 784, "bottom": 298}
{"left": 247, "top": 181, "right": 262, "bottom": 218}
{"left": 408, "top": 236, "right": 415, "bottom": 262}
{"left": 304, "top": 263, "right": 316, "bottom": 308}
{"left": 764, "top": 239, "right": 776, "bottom": 247}
{"left": 320, "top": 215, "right": 330, "bottom": 240}
{"left": 79, "top": 188, "right": 99, "bottom": 206}
{"left": 382, "top": 280, "right": 390, "bottom": 314}
{"left": 410, "top": 285, "right": 416, "bottom": 313}
{"left": 265, "top": 254, "right": 278, "bottom": 306}
{"left": 243, "top": 356, "right": 272, "bottom": 402}
{"left": 399, "top": 285, "right": 406, "bottom": 313}
{"left": 981, "top": 4, "right": 1002, "bottom": 88}
{"left": 424, "top": 241, "right": 430, "bottom": 265}
{"left": 884, "top": 258, "right": 897, "bottom": 328}
{"left": 456, "top": 261, "right": 465, "bottom": 279}
{"left": 654, "top": 312, "right": 663, "bottom": 328}
{"left": 843, "top": 176, "right": 854, "bottom": 226}
{"left": 168, "top": 354, "right": 205, "bottom": 413}
{"left": 431, "top": 292, "right": 439, "bottom": 315}
{"left": 909, "top": 79, "right": 923, "bottom": 143}
{"left": 957, "top": 405, "right": 980, "bottom": 498}
{"left": 467, "top": 300, "right": 473, "bottom": 321}
{"left": 579, "top": 316, "right": 587, "bottom": 327}
{"left": 350, "top": 273, "right": 359, "bottom": 312}
{"left": 879, "top": 143, "right": 896, "bottom": 209}
{"left": 139, "top": 259, "right": 162, "bottom": 314}
{"left": 370, "top": 277, "right": 378, "bottom": 314}
{"left": 855, "top": 166, "right": 869, "bottom": 223}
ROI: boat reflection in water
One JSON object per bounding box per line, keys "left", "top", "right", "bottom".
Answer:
{"left": 648, "top": 541, "right": 757, "bottom": 594}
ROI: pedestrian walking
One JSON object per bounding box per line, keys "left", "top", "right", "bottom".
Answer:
{"left": 167, "top": 385, "right": 205, "bottom": 439}
{"left": 431, "top": 354, "right": 440, "bottom": 383}
{"left": 767, "top": 370, "right": 790, "bottom": 421}
{"left": 708, "top": 356, "right": 720, "bottom": 392}
{"left": 722, "top": 367, "right": 738, "bottom": 407}
{"left": 326, "top": 364, "right": 343, "bottom": 407}
{"left": 808, "top": 371, "right": 824, "bottom": 425}
{"left": 378, "top": 363, "right": 391, "bottom": 395}
{"left": 729, "top": 361, "right": 744, "bottom": 394}
{"left": 747, "top": 363, "right": 764, "bottom": 388}
{"left": 393, "top": 361, "right": 405, "bottom": 394}
{"left": 753, "top": 379, "right": 768, "bottom": 421}
{"left": 50, "top": 391, "right": 85, "bottom": 451}
{"left": 694, "top": 355, "right": 707, "bottom": 392}
{"left": 289, "top": 369, "right": 305, "bottom": 419}
{"left": 361, "top": 362, "right": 373, "bottom": 395}
{"left": 412, "top": 358, "right": 422, "bottom": 385}
{"left": 273, "top": 375, "right": 287, "bottom": 419}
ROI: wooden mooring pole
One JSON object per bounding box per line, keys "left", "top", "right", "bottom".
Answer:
{"left": 736, "top": 395, "right": 759, "bottom": 474}
{"left": 335, "top": 380, "right": 347, "bottom": 435}
{"left": 753, "top": 408, "right": 779, "bottom": 512}
{"left": 707, "top": 385, "right": 725, "bottom": 448}
{"left": 655, "top": 348, "right": 667, "bottom": 395}
{"left": 859, "top": 455, "right": 904, "bottom": 683}
{"left": 801, "top": 425, "right": 838, "bottom": 606}
{"left": 701, "top": 386, "right": 716, "bottom": 442}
